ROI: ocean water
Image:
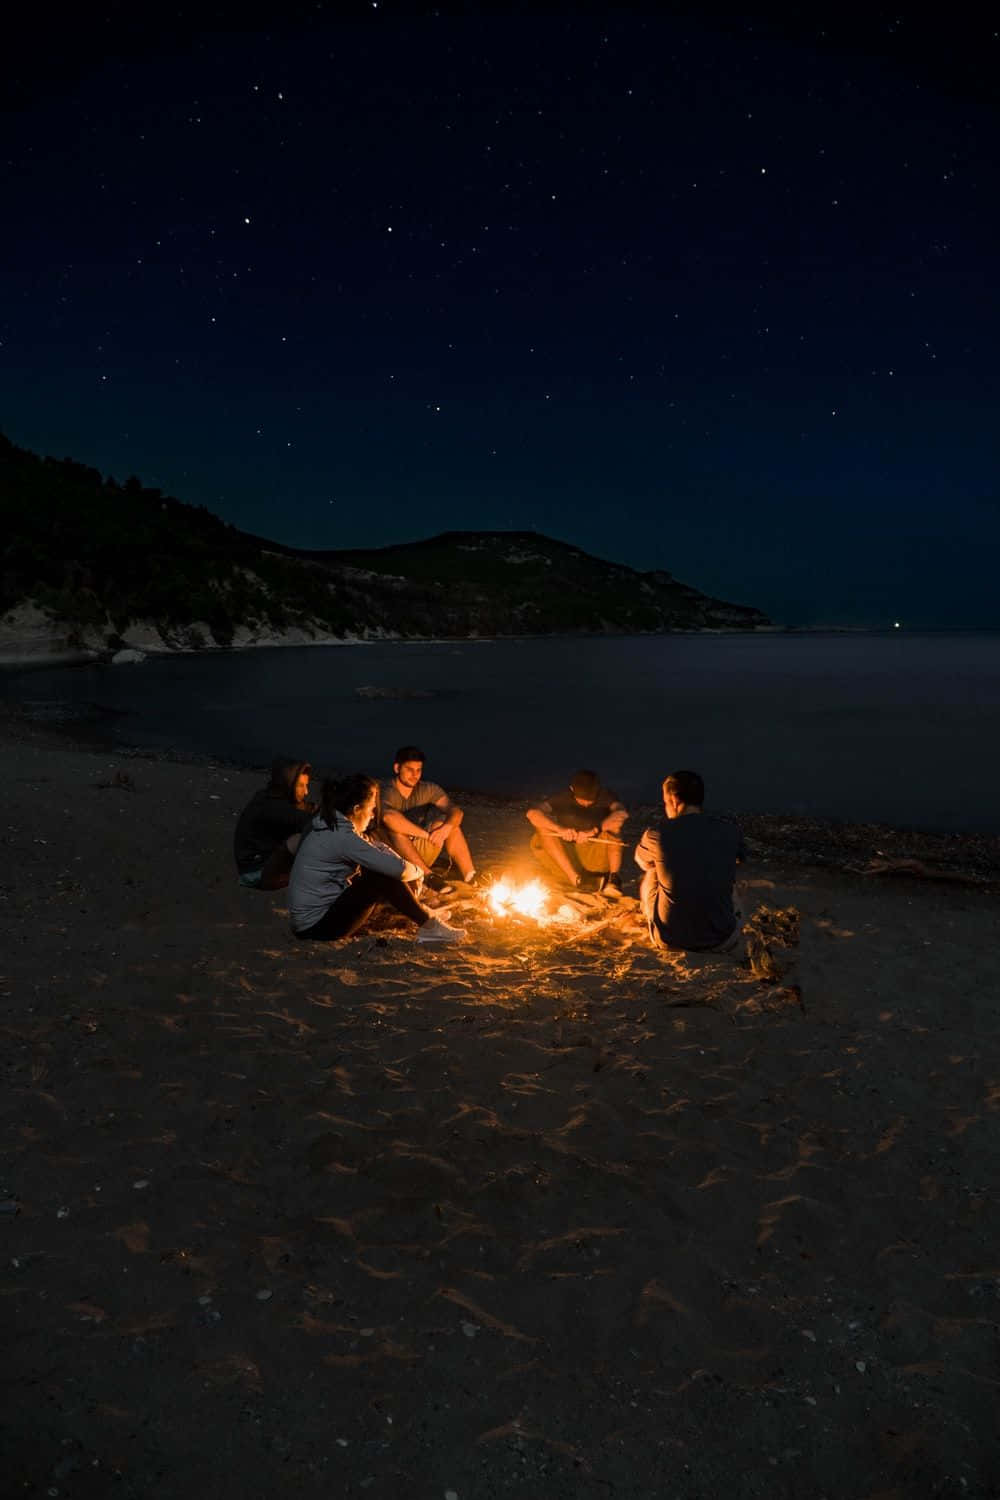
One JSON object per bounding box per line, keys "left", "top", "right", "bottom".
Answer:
{"left": 4, "top": 633, "right": 1000, "bottom": 833}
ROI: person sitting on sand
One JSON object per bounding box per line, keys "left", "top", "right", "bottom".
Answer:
{"left": 288, "top": 773, "right": 466, "bottom": 944}
{"left": 634, "top": 769, "right": 746, "bottom": 952}
{"left": 233, "top": 757, "right": 315, "bottom": 889}
{"left": 526, "top": 769, "right": 628, "bottom": 896}
{"left": 380, "top": 745, "right": 479, "bottom": 894}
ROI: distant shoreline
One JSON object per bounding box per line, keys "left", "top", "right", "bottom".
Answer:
{"left": 0, "top": 623, "right": 784, "bottom": 671}
{"left": 4, "top": 621, "right": 1000, "bottom": 672}
{"left": 3, "top": 695, "right": 997, "bottom": 882}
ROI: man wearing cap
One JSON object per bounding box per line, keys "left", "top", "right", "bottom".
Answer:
{"left": 526, "top": 769, "right": 628, "bottom": 896}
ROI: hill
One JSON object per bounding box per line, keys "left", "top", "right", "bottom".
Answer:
{"left": 0, "top": 435, "right": 769, "bottom": 659}
{"left": 306, "top": 532, "right": 769, "bottom": 636}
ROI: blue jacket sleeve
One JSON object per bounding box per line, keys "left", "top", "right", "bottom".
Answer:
{"left": 343, "top": 826, "right": 407, "bottom": 878}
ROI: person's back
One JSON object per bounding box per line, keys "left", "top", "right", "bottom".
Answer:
{"left": 287, "top": 810, "right": 398, "bottom": 933}
{"left": 635, "top": 769, "right": 746, "bottom": 952}
{"left": 636, "top": 813, "right": 745, "bottom": 950}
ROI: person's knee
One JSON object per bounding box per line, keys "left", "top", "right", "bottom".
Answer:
{"left": 539, "top": 835, "right": 571, "bottom": 866}
{"left": 414, "top": 837, "right": 438, "bottom": 868}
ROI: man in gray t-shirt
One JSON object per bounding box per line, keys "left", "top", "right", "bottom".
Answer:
{"left": 635, "top": 769, "right": 746, "bottom": 952}
{"left": 380, "top": 744, "right": 479, "bottom": 892}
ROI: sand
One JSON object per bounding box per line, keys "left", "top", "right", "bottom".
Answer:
{"left": 3, "top": 728, "right": 999, "bottom": 1498}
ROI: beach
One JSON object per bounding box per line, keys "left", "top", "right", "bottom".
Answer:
{"left": 3, "top": 719, "right": 1000, "bottom": 1498}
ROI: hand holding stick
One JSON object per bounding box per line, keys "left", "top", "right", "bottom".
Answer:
{"left": 569, "top": 831, "right": 626, "bottom": 847}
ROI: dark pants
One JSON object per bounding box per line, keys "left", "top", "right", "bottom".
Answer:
{"left": 238, "top": 841, "right": 297, "bottom": 891}
{"left": 258, "top": 842, "right": 296, "bottom": 889}
{"left": 295, "top": 870, "right": 429, "bottom": 943}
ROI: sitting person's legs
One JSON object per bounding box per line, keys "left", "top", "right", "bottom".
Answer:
{"left": 382, "top": 803, "right": 442, "bottom": 872}
{"left": 530, "top": 832, "right": 620, "bottom": 888}
{"left": 575, "top": 841, "right": 613, "bottom": 878}
{"left": 296, "top": 869, "right": 429, "bottom": 942}
{"left": 440, "top": 809, "right": 475, "bottom": 882}
{"left": 256, "top": 832, "right": 303, "bottom": 891}
{"left": 530, "top": 831, "right": 583, "bottom": 886}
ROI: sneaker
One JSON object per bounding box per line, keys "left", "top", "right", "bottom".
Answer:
{"left": 461, "top": 871, "right": 480, "bottom": 888}
{"left": 599, "top": 873, "right": 624, "bottom": 899}
{"left": 424, "top": 870, "right": 455, "bottom": 895}
{"left": 416, "top": 916, "right": 467, "bottom": 945}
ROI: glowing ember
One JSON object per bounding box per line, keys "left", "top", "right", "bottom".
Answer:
{"left": 488, "top": 876, "right": 552, "bottom": 923}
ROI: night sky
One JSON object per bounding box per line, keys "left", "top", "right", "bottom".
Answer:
{"left": 3, "top": 4, "right": 998, "bottom": 627}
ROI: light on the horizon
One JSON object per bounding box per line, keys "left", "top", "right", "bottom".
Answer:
{"left": 893, "top": 621, "right": 901, "bottom": 629}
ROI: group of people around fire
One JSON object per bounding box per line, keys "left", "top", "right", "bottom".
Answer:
{"left": 233, "top": 745, "right": 746, "bottom": 955}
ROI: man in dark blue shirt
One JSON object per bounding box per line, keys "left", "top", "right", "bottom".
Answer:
{"left": 635, "top": 769, "right": 746, "bottom": 952}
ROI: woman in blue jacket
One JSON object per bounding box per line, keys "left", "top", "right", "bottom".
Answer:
{"left": 288, "top": 773, "right": 465, "bottom": 945}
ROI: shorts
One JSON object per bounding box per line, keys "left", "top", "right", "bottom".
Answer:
{"left": 529, "top": 831, "right": 613, "bottom": 880}
{"left": 383, "top": 803, "right": 445, "bottom": 868}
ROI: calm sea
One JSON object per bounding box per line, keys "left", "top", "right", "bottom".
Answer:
{"left": 4, "top": 633, "right": 1000, "bottom": 834}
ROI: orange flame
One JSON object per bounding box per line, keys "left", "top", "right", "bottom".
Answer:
{"left": 487, "top": 876, "right": 551, "bottom": 923}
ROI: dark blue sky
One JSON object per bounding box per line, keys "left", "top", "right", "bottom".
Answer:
{"left": 3, "top": 4, "right": 998, "bottom": 626}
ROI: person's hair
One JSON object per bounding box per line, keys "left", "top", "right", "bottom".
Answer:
{"left": 322, "top": 773, "right": 379, "bottom": 824}
{"left": 569, "top": 769, "right": 601, "bottom": 800}
{"left": 394, "top": 744, "right": 425, "bottom": 768}
{"left": 663, "top": 769, "right": 705, "bottom": 807}
{"left": 268, "top": 758, "right": 311, "bottom": 800}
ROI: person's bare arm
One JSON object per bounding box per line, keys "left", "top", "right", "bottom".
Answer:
{"left": 527, "top": 805, "right": 584, "bottom": 840}
{"left": 634, "top": 827, "right": 660, "bottom": 873}
{"left": 598, "top": 800, "right": 628, "bottom": 836}
{"left": 382, "top": 807, "right": 435, "bottom": 841}
{"left": 423, "top": 794, "right": 461, "bottom": 846}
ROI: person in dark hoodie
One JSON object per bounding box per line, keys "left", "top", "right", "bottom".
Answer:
{"left": 233, "top": 758, "right": 314, "bottom": 889}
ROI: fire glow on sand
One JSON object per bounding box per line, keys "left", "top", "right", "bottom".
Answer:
{"left": 486, "top": 877, "right": 576, "bottom": 927}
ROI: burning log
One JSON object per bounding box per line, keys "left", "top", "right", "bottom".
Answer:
{"left": 486, "top": 877, "right": 577, "bottom": 927}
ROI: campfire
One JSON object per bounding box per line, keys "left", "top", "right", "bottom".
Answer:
{"left": 486, "top": 876, "right": 575, "bottom": 927}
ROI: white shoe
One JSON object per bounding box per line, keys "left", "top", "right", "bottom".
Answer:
{"left": 416, "top": 916, "right": 467, "bottom": 945}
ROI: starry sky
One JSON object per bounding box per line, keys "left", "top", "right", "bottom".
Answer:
{"left": 3, "top": 3, "right": 998, "bottom": 627}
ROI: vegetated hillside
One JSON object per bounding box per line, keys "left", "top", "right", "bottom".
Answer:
{"left": 311, "top": 533, "right": 769, "bottom": 634}
{"left": 0, "top": 435, "right": 769, "bottom": 649}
